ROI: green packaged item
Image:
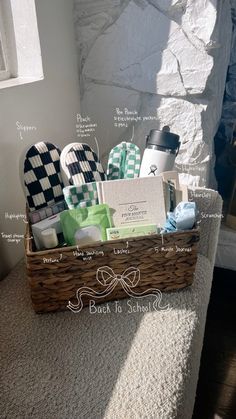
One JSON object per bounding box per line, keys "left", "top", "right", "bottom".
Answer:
{"left": 106, "top": 224, "right": 158, "bottom": 240}
{"left": 60, "top": 204, "right": 112, "bottom": 246}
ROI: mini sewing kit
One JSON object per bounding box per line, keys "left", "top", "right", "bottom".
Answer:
{"left": 24, "top": 133, "right": 200, "bottom": 313}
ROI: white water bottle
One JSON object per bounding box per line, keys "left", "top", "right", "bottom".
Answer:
{"left": 140, "top": 127, "right": 180, "bottom": 177}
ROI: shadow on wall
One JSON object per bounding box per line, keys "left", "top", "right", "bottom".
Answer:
{"left": 0, "top": 141, "right": 26, "bottom": 280}
{"left": 73, "top": 0, "right": 230, "bottom": 192}
{"left": 214, "top": 2, "right": 236, "bottom": 201}
{"left": 0, "top": 233, "right": 9, "bottom": 279}
{"left": 73, "top": 0, "right": 172, "bottom": 163}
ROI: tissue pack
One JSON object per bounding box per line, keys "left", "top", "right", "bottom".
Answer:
{"left": 60, "top": 204, "right": 112, "bottom": 246}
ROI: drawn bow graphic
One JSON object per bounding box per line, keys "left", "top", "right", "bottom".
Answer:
{"left": 67, "top": 266, "right": 170, "bottom": 313}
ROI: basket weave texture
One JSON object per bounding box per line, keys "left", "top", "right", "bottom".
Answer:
{"left": 25, "top": 222, "right": 200, "bottom": 313}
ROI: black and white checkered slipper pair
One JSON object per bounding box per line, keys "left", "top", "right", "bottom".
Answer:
{"left": 23, "top": 141, "right": 105, "bottom": 212}
{"left": 23, "top": 142, "right": 64, "bottom": 212}
{"left": 60, "top": 143, "right": 106, "bottom": 187}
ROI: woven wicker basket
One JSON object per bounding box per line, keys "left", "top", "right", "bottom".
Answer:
{"left": 25, "top": 220, "right": 200, "bottom": 313}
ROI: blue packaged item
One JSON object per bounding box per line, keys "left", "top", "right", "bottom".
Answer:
{"left": 162, "top": 202, "right": 197, "bottom": 233}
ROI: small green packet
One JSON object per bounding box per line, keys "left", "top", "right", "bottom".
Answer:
{"left": 60, "top": 204, "right": 112, "bottom": 246}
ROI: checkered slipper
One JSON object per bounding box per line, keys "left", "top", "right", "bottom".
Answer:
{"left": 64, "top": 143, "right": 106, "bottom": 186}
{"left": 60, "top": 142, "right": 80, "bottom": 187}
{"left": 63, "top": 183, "right": 98, "bottom": 209}
{"left": 107, "top": 142, "right": 141, "bottom": 180}
{"left": 23, "top": 142, "right": 64, "bottom": 212}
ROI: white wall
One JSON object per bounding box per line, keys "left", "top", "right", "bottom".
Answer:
{"left": 75, "top": 0, "right": 231, "bottom": 188}
{"left": 0, "top": 0, "right": 80, "bottom": 279}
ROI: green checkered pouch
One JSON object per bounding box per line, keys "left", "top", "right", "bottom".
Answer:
{"left": 63, "top": 182, "right": 98, "bottom": 209}
{"left": 107, "top": 142, "right": 141, "bottom": 180}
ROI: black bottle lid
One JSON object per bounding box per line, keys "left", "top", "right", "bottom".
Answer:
{"left": 146, "top": 127, "right": 180, "bottom": 152}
